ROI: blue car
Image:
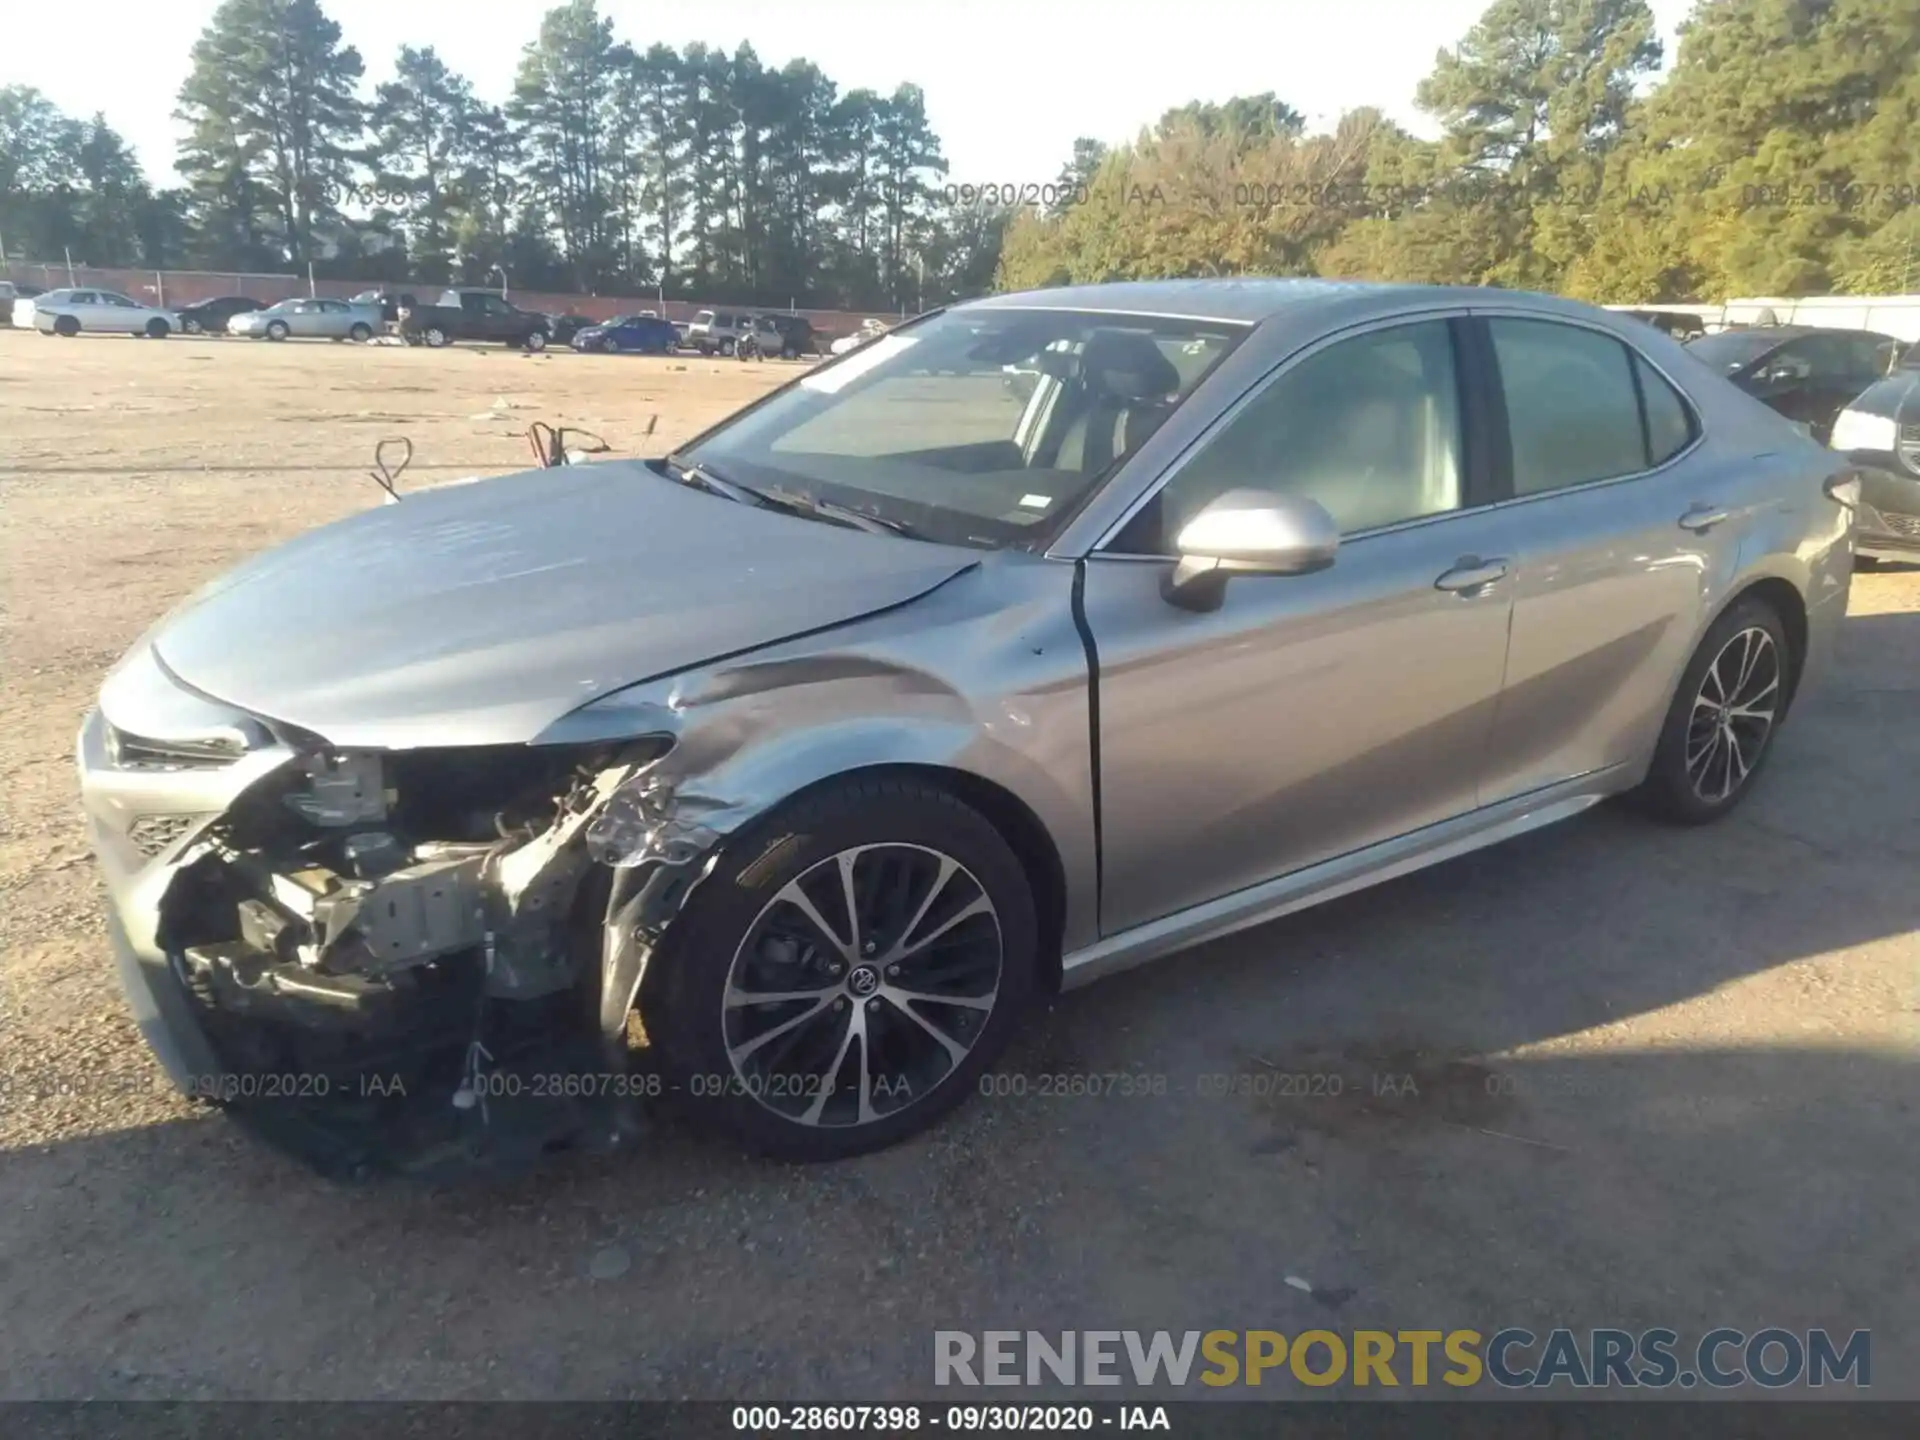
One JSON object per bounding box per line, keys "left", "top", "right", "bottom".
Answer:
{"left": 572, "top": 314, "right": 680, "bottom": 354}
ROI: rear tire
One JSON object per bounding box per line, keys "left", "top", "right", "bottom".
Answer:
{"left": 54, "top": 315, "right": 80, "bottom": 337}
{"left": 1628, "top": 595, "right": 1795, "bottom": 825}
{"left": 640, "top": 776, "right": 1038, "bottom": 1161}
{"left": 349, "top": 323, "right": 372, "bottom": 343}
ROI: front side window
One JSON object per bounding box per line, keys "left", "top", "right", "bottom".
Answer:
{"left": 676, "top": 308, "right": 1248, "bottom": 550}
{"left": 1491, "top": 318, "right": 1648, "bottom": 495}
{"left": 1111, "top": 319, "right": 1464, "bottom": 553}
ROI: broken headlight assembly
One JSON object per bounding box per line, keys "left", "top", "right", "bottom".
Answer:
{"left": 152, "top": 736, "right": 674, "bottom": 1173}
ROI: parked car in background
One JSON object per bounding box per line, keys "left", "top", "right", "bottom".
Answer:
{"left": 1620, "top": 309, "right": 1707, "bottom": 342}
{"left": 547, "top": 313, "right": 597, "bottom": 347}
{"left": 74, "top": 279, "right": 1856, "bottom": 1174}
{"left": 829, "top": 317, "right": 891, "bottom": 356}
{"left": 176, "top": 296, "right": 266, "bottom": 335}
{"left": 229, "top": 297, "right": 382, "bottom": 342}
{"left": 686, "top": 309, "right": 751, "bottom": 355}
{"left": 571, "top": 314, "right": 680, "bottom": 354}
{"left": 1685, "top": 325, "right": 1904, "bottom": 444}
{"left": 755, "top": 313, "right": 823, "bottom": 359}
{"left": 350, "top": 290, "right": 416, "bottom": 326}
{"left": 0, "top": 279, "right": 46, "bottom": 326}
{"left": 398, "top": 288, "right": 553, "bottom": 350}
{"left": 1828, "top": 342, "right": 1920, "bottom": 568}
{"left": 15, "top": 287, "right": 180, "bottom": 337}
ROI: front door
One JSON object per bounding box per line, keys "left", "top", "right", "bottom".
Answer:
{"left": 1081, "top": 316, "right": 1519, "bottom": 936}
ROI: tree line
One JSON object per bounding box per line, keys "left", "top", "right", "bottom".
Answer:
{"left": 2, "top": 0, "right": 1916, "bottom": 308}
{"left": 1000, "top": 0, "right": 1920, "bottom": 302}
{"left": 0, "top": 0, "right": 992, "bottom": 309}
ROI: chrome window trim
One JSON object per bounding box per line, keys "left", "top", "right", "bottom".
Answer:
{"left": 1080, "top": 307, "right": 1471, "bottom": 559}
{"left": 1082, "top": 305, "right": 1713, "bottom": 562}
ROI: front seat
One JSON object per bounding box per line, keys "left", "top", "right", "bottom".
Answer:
{"left": 1051, "top": 330, "right": 1184, "bottom": 476}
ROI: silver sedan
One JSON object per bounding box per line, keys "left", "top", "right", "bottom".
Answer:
{"left": 229, "top": 297, "right": 381, "bottom": 341}
{"left": 75, "top": 279, "right": 1858, "bottom": 1175}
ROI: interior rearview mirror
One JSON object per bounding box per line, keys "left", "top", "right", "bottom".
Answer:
{"left": 1161, "top": 488, "right": 1340, "bottom": 612}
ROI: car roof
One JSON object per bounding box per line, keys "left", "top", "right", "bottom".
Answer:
{"left": 957, "top": 278, "right": 1610, "bottom": 328}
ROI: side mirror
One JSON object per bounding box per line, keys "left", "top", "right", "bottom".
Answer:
{"left": 1161, "top": 488, "right": 1340, "bottom": 612}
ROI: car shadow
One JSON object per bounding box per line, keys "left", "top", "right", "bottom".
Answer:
{"left": 0, "top": 611, "right": 1914, "bottom": 1399}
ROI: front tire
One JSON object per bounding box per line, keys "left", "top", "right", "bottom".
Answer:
{"left": 641, "top": 777, "right": 1038, "bottom": 1160}
{"left": 266, "top": 320, "right": 289, "bottom": 342}
{"left": 423, "top": 326, "right": 449, "bottom": 348}
{"left": 524, "top": 329, "right": 548, "bottom": 352}
{"left": 1630, "top": 595, "right": 1795, "bottom": 825}
{"left": 183, "top": 317, "right": 203, "bottom": 335}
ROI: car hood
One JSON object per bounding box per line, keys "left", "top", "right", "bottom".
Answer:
{"left": 142, "top": 460, "right": 978, "bottom": 748}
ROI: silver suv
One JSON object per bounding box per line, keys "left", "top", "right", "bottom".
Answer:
{"left": 686, "top": 309, "right": 748, "bottom": 355}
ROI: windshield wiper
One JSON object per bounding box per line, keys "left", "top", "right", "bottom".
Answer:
{"left": 754, "top": 486, "right": 921, "bottom": 539}
{"left": 665, "top": 455, "right": 759, "bottom": 505}
{"left": 664, "top": 455, "right": 919, "bottom": 539}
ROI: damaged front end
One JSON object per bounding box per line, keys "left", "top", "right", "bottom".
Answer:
{"left": 98, "top": 709, "right": 676, "bottom": 1178}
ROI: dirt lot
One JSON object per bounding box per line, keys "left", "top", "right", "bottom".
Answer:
{"left": 1, "top": 329, "right": 1915, "bottom": 1401}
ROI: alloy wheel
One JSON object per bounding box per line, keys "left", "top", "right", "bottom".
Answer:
{"left": 722, "top": 843, "right": 1003, "bottom": 1128}
{"left": 1686, "top": 626, "right": 1780, "bottom": 803}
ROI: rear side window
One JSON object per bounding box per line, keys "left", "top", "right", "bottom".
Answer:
{"left": 1490, "top": 319, "right": 1656, "bottom": 495}
{"left": 1636, "top": 355, "right": 1697, "bottom": 466}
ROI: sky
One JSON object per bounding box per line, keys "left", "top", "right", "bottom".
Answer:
{"left": 3, "top": 0, "right": 1703, "bottom": 188}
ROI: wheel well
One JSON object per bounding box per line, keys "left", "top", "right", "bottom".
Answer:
{"left": 766, "top": 763, "right": 1070, "bottom": 993}
{"left": 1730, "top": 577, "right": 1809, "bottom": 698}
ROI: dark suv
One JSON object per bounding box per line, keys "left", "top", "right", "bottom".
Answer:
{"left": 755, "top": 313, "right": 822, "bottom": 359}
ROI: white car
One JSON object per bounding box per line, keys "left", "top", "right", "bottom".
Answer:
{"left": 829, "top": 317, "right": 891, "bottom": 356}
{"left": 16, "top": 287, "right": 180, "bottom": 338}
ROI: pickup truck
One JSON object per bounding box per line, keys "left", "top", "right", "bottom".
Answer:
{"left": 397, "top": 288, "right": 553, "bottom": 350}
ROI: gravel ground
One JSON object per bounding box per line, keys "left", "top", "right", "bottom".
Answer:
{"left": 0, "top": 328, "right": 1914, "bottom": 1401}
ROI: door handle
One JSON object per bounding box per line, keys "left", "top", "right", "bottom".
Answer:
{"left": 1434, "top": 557, "right": 1510, "bottom": 593}
{"left": 1679, "top": 505, "right": 1729, "bottom": 533}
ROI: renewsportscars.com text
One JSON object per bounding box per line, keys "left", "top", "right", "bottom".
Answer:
{"left": 934, "top": 1328, "right": 1870, "bottom": 1390}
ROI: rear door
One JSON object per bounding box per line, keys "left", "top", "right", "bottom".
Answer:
{"left": 1081, "top": 313, "right": 1522, "bottom": 934}
{"left": 1473, "top": 311, "right": 1740, "bottom": 804}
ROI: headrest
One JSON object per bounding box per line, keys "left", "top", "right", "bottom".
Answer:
{"left": 1080, "top": 330, "right": 1182, "bottom": 402}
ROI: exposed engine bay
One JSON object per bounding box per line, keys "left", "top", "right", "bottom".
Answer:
{"left": 153, "top": 740, "right": 671, "bottom": 1177}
